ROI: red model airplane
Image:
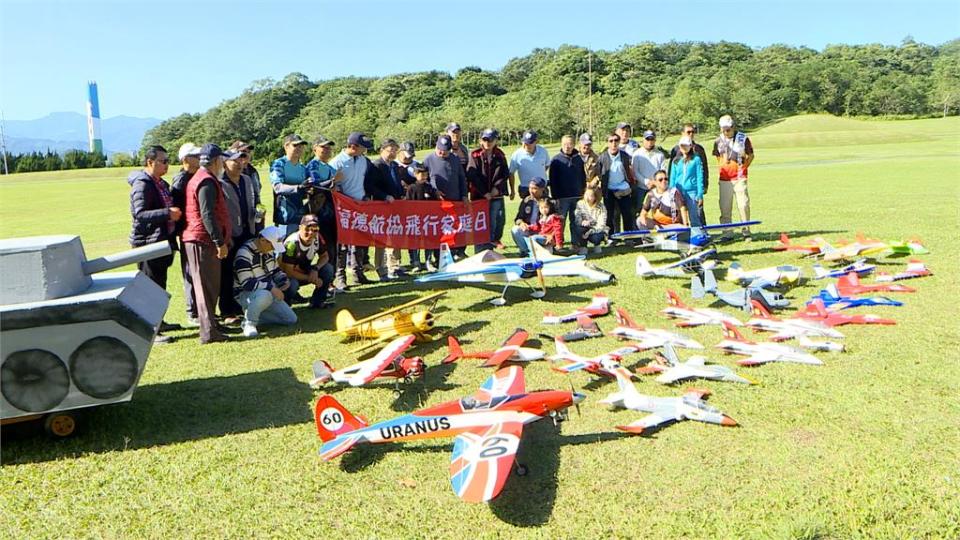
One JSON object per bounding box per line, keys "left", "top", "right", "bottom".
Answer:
{"left": 836, "top": 271, "right": 916, "bottom": 295}
{"left": 442, "top": 329, "right": 544, "bottom": 367}
{"left": 542, "top": 294, "right": 610, "bottom": 324}
{"left": 773, "top": 233, "right": 822, "bottom": 255}
{"left": 794, "top": 299, "right": 896, "bottom": 327}
{"left": 310, "top": 335, "right": 424, "bottom": 395}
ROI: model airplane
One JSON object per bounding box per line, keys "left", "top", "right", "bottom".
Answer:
{"left": 746, "top": 300, "right": 845, "bottom": 342}
{"left": 819, "top": 235, "right": 928, "bottom": 262}
{"left": 795, "top": 299, "right": 896, "bottom": 327}
{"left": 773, "top": 233, "right": 822, "bottom": 255}
{"left": 314, "top": 365, "right": 585, "bottom": 502}
{"left": 796, "top": 335, "right": 846, "bottom": 353}
{"left": 334, "top": 291, "right": 444, "bottom": 352}
{"left": 310, "top": 335, "right": 423, "bottom": 394}
{"left": 810, "top": 284, "right": 903, "bottom": 310}
{"left": 875, "top": 260, "right": 932, "bottom": 282}
{"left": 725, "top": 261, "right": 802, "bottom": 287}
{"left": 549, "top": 337, "right": 640, "bottom": 380}
{"left": 836, "top": 271, "right": 916, "bottom": 295}
{"left": 416, "top": 240, "right": 613, "bottom": 305}
{"left": 812, "top": 259, "right": 876, "bottom": 280}
{"left": 663, "top": 290, "right": 744, "bottom": 328}
{"left": 599, "top": 373, "right": 737, "bottom": 434}
{"left": 561, "top": 314, "right": 604, "bottom": 342}
{"left": 611, "top": 221, "right": 761, "bottom": 252}
{"left": 635, "top": 343, "right": 754, "bottom": 385}
{"left": 635, "top": 248, "right": 717, "bottom": 278}
{"left": 692, "top": 268, "right": 790, "bottom": 313}
{"left": 442, "top": 329, "right": 544, "bottom": 367}
{"left": 542, "top": 294, "right": 610, "bottom": 324}
{"left": 715, "top": 322, "right": 823, "bottom": 366}
{"left": 610, "top": 307, "right": 704, "bottom": 349}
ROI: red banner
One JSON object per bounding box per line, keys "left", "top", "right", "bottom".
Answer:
{"left": 333, "top": 193, "right": 490, "bottom": 249}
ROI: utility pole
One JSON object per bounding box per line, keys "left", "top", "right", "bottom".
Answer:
{"left": 588, "top": 52, "right": 594, "bottom": 136}
{"left": 0, "top": 109, "right": 9, "bottom": 175}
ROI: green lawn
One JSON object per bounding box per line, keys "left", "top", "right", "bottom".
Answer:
{"left": 1, "top": 114, "right": 959, "bottom": 539}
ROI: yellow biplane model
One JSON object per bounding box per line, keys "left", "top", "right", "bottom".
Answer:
{"left": 334, "top": 291, "right": 445, "bottom": 352}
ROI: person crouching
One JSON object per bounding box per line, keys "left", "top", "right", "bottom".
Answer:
{"left": 526, "top": 198, "right": 563, "bottom": 254}
{"left": 279, "top": 214, "right": 335, "bottom": 309}
{"left": 234, "top": 226, "right": 297, "bottom": 338}
{"left": 575, "top": 186, "right": 609, "bottom": 255}
{"left": 638, "top": 170, "right": 689, "bottom": 229}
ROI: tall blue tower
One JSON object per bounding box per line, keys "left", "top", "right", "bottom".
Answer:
{"left": 86, "top": 82, "right": 103, "bottom": 154}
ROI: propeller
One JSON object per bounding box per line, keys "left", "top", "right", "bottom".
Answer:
{"left": 567, "top": 378, "right": 582, "bottom": 418}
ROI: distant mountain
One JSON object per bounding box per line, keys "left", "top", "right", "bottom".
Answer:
{"left": 3, "top": 112, "right": 162, "bottom": 155}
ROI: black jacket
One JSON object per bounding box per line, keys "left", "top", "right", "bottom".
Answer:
{"left": 170, "top": 169, "right": 193, "bottom": 235}
{"left": 513, "top": 196, "right": 541, "bottom": 226}
{"left": 366, "top": 157, "right": 405, "bottom": 200}
{"left": 595, "top": 150, "right": 636, "bottom": 193}
{"left": 466, "top": 147, "right": 509, "bottom": 199}
{"left": 128, "top": 170, "right": 174, "bottom": 246}
{"left": 548, "top": 151, "right": 586, "bottom": 199}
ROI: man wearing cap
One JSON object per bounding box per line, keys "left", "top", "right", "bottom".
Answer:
{"left": 596, "top": 131, "right": 638, "bottom": 234}
{"left": 578, "top": 133, "right": 601, "bottom": 188}
{"left": 510, "top": 177, "right": 548, "bottom": 257}
{"left": 509, "top": 130, "right": 550, "bottom": 199}
{"left": 631, "top": 130, "right": 668, "bottom": 214}
{"left": 305, "top": 136, "right": 338, "bottom": 264}
{"left": 219, "top": 148, "right": 261, "bottom": 320}
{"left": 668, "top": 123, "right": 710, "bottom": 224}
{"left": 466, "top": 128, "right": 510, "bottom": 252}
{"left": 395, "top": 141, "right": 420, "bottom": 185}
{"left": 279, "top": 214, "right": 335, "bottom": 309}
{"left": 230, "top": 140, "right": 261, "bottom": 191}
{"left": 424, "top": 134, "right": 468, "bottom": 202}
{"left": 616, "top": 122, "right": 640, "bottom": 156}
{"left": 233, "top": 226, "right": 296, "bottom": 339}
{"left": 712, "top": 114, "right": 755, "bottom": 239}
{"left": 446, "top": 122, "right": 470, "bottom": 171}
{"left": 330, "top": 132, "right": 375, "bottom": 288}
{"left": 128, "top": 145, "right": 181, "bottom": 343}
{"left": 548, "top": 135, "right": 587, "bottom": 248}
{"left": 171, "top": 142, "right": 203, "bottom": 326}
{"left": 183, "top": 144, "right": 233, "bottom": 344}
{"left": 368, "top": 138, "right": 405, "bottom": 280}
{"left": 270, "top": 134, "right": 311, "bottom": 237}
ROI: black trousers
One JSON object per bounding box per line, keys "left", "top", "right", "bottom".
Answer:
{"left": 138, "top": 239, "right": 175, "bottom": 290}
{"left": 604, "top": 188, "right": 635, "bottom": 233}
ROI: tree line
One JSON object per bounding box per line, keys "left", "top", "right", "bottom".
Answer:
{"left": 127, "top": 37, "right": 952, "bottom": 163}
{"left": 2, "top": 150, "right": 108, "bottom": 173}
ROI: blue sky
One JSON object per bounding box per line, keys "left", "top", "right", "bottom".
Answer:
{"left": 1, "top": 0, "right": 957, "bottom": 121}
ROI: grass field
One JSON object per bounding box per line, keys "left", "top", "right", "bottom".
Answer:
{"left": 1, "top": 114, "right": 959, "bottom": 539}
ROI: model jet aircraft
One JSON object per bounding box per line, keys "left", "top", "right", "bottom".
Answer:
{"left": 311, "top": 335, "right": 423, "bottom": 394}
{"left": 812, "top": 259, "right": 876, "bottom": 280}
{"left": 819, "top": 235, "right": 928, "bottom": 262}
{"left": 663, "top": 290, "right": 744, "bottom": 328}
{"left": 334, "top": 291, "right": 444, "bottom": 352}
{"left": 635, "top": 343, "right": 754, "bottom": 385}
{"left": 599, "top": 374, "right": 737, "bottom": 434}
{"left": 314, "top": 365, "right": 585, "bottom": 502}
{"left": 773, "top": 233, "right": 822, "bottom": 255}
{"left": 875, "top": 260, "right": 932, "bottom": 282}
{"left": 795, "top": 299, "right": 897, "bottom": 327}
{"left": 542, "top": 294, "right": 610, "bottom": 324}
{"left": 715, "top": 322, "right": 823, "bottom": 366}
{"left": 611, "top": 221, "right": 761, "bottom": 253}
{"left": 442, "top": 329, "right": 544, "bottom": 367}
{"left": 549, "top": 337, "right": 640, "bottom": 380}
{"left": 560, "top": 314, "right": 604, "bottom": 342}
{"left": 692, "top": 268, "right": 790, "bottom": 313}
{"left": 796, "top": 335, "right": 846, "bottom": 353}
{"left": 416, "top": 240, "right": 613, "bottom": 305}
{"left": 725, "top": 261, "right": 802, "bottom": 287}
{"left": 610, "top": 307, "right": 704, "bottom": 349}
{"left": 836, "top": 271, "right": 916, "bottom": 295}
{"left": 810, "top": 283, "right": 903, "bottom": 310}
{"left": 635, "top": 248, "right": 717, "bottom": 278}
{"left": 746, "top": 300, "right": 845, "bottom": 342}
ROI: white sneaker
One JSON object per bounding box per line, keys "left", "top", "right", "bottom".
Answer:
{"left": 242, "top": 321, "right": 259, "bottom": 338}
{"left": 426, "top": 261, "right": 437, "bottom": 272}
{"left": 592, "top": 245, "right": 602, "bottom": 254}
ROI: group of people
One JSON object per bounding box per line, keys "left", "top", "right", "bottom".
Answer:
{"left": 128, "top": 115, "right": 754, "bottom": 345}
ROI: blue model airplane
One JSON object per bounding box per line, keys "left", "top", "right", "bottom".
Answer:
{"left": 610, "top": 221, "right": 761, "bottom": 252}
{"left": 808, "top": 283, "right": 903, "bottom": 311}
{"left": 812, "top": 259, "right": 876, "bottom": 280}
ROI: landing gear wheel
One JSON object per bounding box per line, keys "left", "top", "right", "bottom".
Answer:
{"left": 44, "top": 412, "right": 76, "bottom": 438}
{"left": 514, "top": 463, "right": 528, "bottom": 477}
{"left": 403, "top": 376, "right": 414, "bottom": 385}
{"left": 393, "top": 388, "right": 402, "bottom": 398}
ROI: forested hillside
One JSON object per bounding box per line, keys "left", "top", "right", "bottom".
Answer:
{"left": 142, "top": 39, "right": 960, "bottom": 159}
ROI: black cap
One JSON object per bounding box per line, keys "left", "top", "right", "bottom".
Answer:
{"left": 379, "top": 138, "right": 399, "bottom": 150}
{"left": 530, "top": 177, "right": 547, "bottom": 188}
{"left": 313, "top": 135, "right": 335, "bottom": 147}
{"left": 300, "top": 214, "right": 319, "bottom": 227}
{"left": 200, "top": 143, "right": 225, "bottom": 160}
{"left": 412, "top": 163, "right": 428, "bottom": 173}
{"left": 436, "top": 135, "right": 453, "bottom": 151}
{"left": 480, "top": 128, "right": 499, "bottom": 141}
{"left": 283, "top": 134, "right": 309, "bottom": 146}
{"left": 400, "top": 141, "right": 416, "bottom": 157}
{"left": 223, "top": 150, "right": 245, "bottom": 161}
{"left": 445, "top": 122, "right": 461, "bottom": 133}
{"left": 347, "top": 132, "right": 374, "bottom": 149}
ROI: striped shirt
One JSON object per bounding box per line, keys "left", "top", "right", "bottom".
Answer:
{"left": 233, "top": 238, "right": 289, "bottom": 296}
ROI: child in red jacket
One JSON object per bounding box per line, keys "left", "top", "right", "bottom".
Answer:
{"left": 528, "top": 198, "right": 563, "bottom": 252}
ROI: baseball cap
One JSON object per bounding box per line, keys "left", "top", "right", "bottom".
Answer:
{"left": 199, "top": 143, "right": 225, "bottom": 161}
{"left": 400, "top": 141, "right": 416, "bottom": 157}
{"left": 642, "top": 130, "right": 656, "bottom": 140}
{"left": 300, "top": 214, "right": 319, "bottom": 227}
{"left": 312, "top": 135, "right": 335, "bottom": 147}
{"left": 436, "top": 135, "right": 453, "bottom": 151}
{"left": 223, "top": 150, "right": 245, "bottom": 161}
{"left": 178, "top": 143, "right": 202, "bottom": 161}
{"left": 480, "top": 128, "right": 499, "bottom": 141}
{"left": 229, "top": 140, "right": 253, "bottom": 152}
{"left": 445, "top": 122, "right": 461, "bottom": 133}
{"left": 521, "top": 130, "right": 538, "bottom": 144}
{"left": 578, "top": 133, "right": 593, "bottom": 145}
{"left": 379, "top": 138, "right": 399, "bottom": 150}
{"left": 347, "top": 132, "right": 374, "bottom": 149}
{"left": 283, "top": 134, "right": 309, "bottom": 146}
{"left": 719, "top": 115, "right": 734, "bottom": 128}
{"left": 258, "top": 226, "right": 286, "bottom": 253}
{"left": 530, "top": 177, "right": 547, "bottom": 188}
{"left": 616, "top": 122, "right": 632, "bottom": 130}
{"left": 678, "top": 136, "right": 693, "bottom": 147}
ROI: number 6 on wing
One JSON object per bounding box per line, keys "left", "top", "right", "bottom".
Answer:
{"left": 450, "top": 422, "right": 522, "bottom": 503}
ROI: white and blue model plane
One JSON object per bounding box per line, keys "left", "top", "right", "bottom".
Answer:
{"left": 610, "top": 220, "right": 761, "bottom": 253}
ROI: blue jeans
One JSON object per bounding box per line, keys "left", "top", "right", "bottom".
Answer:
{"left": 558, "top": 197, "right": 579, "bottom": 247}
{"left": 584, "top": 232, "right": 606, "bottom": 246}
{"left": 237, "top": 289, "right": 298, "bottom": 326}
{"left": 286, "top": 263, "right": 335, "bottom": 306}
{"left": 680, "top": 192, "right": 703, "bottom": 227}
{"left": 490, "top": 196, "right": 505, "bottom": 245}
{"left": 511, "top": 226, "right": 548, "bottom": 256}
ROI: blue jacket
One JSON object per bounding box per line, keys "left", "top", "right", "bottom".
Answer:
{"left": 668, "top": 155, "right": 704, "bottom": 201}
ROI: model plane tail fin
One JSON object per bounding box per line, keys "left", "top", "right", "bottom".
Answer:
{"left": 721, "top": 321, "right": 748, "bottom": 342}
{"left": 635, "top": 255, "right": 655, "bottom": 276}
{"left": 615, "top": 307, "right": 642, "bottom": 329}
{"left": 750, "top": 299, "right": 774, "bottom": 319}
{"left": 812, "top": 263, "right": 829, "bottom": 279}
{"left": 691, "top": 274, "right": 707, "bottom": 299}
{"left": 315, "top": 395, "right": 367, "bottom": 443}
{"left": 438, "top": 242, "right": 455, "bottom": 272}
{"left": 335, "top": 309, "right": 356, "bottom": 332}
{"left": 442, "top": 335, "right": 465, "bottom": 364}
{"left": 553, "top": 336, "right": 573, "bottom": 358}
{"left": 665, "top": 290, "right": 687, "bottom": 308}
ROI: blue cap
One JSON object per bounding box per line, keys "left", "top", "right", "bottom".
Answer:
{"left": 642, "top": 130, "right": 656, "bottom": 140}
{"left": 521, "top": 130, "right": 538, "bottom": 144}
{"left": 347, "top": 132, "right": 373, "bottom": 149}
{"left": 445, "top": 122, "right": 461, "bottom": 133}
{"left": 480, "top": 128, "right": 499, "bottom": 141}
{"left": 199, "top": 143, "right": 225, "bottom": 160}
{"left": 530, "top": 177, "right": 546, "bottom": 188}
{"left": 223, "top": 150, "right": 245, "bottom": 160}
{"left": 436, "top": 135, "right": 453, "bottom": 151}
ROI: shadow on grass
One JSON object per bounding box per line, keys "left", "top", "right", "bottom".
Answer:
{"left": 1, "top": 368, "right": 313, "bottom": 465}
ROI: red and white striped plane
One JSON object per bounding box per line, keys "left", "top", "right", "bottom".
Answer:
{"left": 441, "top": 329, "right": 544, "bottom": 367}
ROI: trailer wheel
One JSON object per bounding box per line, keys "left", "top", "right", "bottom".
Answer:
{"left": 44, "top": 412, "right": 77, "bottom": 438}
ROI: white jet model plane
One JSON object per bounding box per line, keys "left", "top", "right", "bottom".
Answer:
{"left": 599, "top": 373, "right": 738, "bottom": 434}
{"left": 609, "top": 307, "right": 704, "bottom": 349}
{"left": 715, "top": 322, "right": 823, "bottom": 366}
{"left": 636, "top": 343, "right": 755, "bottom": 385}
{"left": 662, "top": 290, "right": 744, "bottom": 328}
{"left": 549, "top": 337, "right": 640, "bottom": 380}
{"left": 635, "top": 248, "right": 717, "bottom": 278}
{"left": 725, "top": 261, "right": 802, "bottom": 287}
{"left": 746, "top": 300, "right": 846, "bottom": 342}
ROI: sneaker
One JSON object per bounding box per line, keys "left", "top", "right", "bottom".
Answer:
{"left": 426, "top": 261, "right": 437, "bottom": 272}
{"left": 153, "top": 333, "right": 172, "bottom": 344}
{"left": 159, "top": 321, "right": 182, "bottom": 332}
{"left": 577, "top": 247, "right": 588, "bottom": 256}
{"left": 592, "top": 245, "right": 602, "bottom": 254}
{"left": 222, "top": 316, "right": 243, "bottom": 326}
{"left": 184, "top": 316, "right": 200, "bottom": 328}
{"left": 242, "top": 321, "right": 259, "bottom": 338}
{"left": 393, "top": 268, "right": 409, "bottom": 277}
{"left": 287, "top": 293, "right": 309, "bottom": 305}
{"left": 332, "top": 277, "right": 349, "bottom": 291}
{"left": 362, "top": 262, "right": 376, "bottom": 272}
{"left": 353, "top": 272, "right": 374, "bottom": 285}
{"left": 742, "top": 232, "right": 752, "bottom": 242}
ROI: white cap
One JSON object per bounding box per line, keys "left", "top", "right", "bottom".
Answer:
{"left": 258, "top": 226, "right": 286, "bottom": 253}
{"left": 678, "top": 136, "right": 693, "bottom": 147}
{"left": 178, "top": 142, "right": 202, "bottom": 161}
{"left": 718, "top": 115, "right": 734, "bottom": 128}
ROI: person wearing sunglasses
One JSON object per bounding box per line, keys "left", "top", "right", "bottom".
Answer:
{"left": 279, "top": 214, "right": 335, "bottom": 310}
{"left": 595, "top": 131, "right": 638, "bottom": 235}
{"left": 712, "top": 114, "right": 755, "bottom": 241}
{"left": 128, "top": 144, "right": 182, "bottom": 343}
{"left": 638, "top": 170, "right": 688, "bottom": 229}
{"left": 667, "top": 123, "right": 709, "bottom": 224}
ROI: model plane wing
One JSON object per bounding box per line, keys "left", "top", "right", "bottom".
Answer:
{"left": 336, "top": 335, "right": 415, "bottom": 386}
{"left": 736, "top": 351, "right": 779, "bottom": 366}
{"left": 473, "top": 365, "right": 526, "bottom": 401}
{"left": 482, "top": 329, "right": 529, "bottom": 367}
{"left": 550, "top": 359, "right": 595, "bottom": 374}
{"left": 450, "top": 421, "right": 524, "bottom": 502}
{"left": 618, "top": 411, "right": 681, "bottom": 433}
{"left": 334, "top": 291, "right": 444, "bottom": 330}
